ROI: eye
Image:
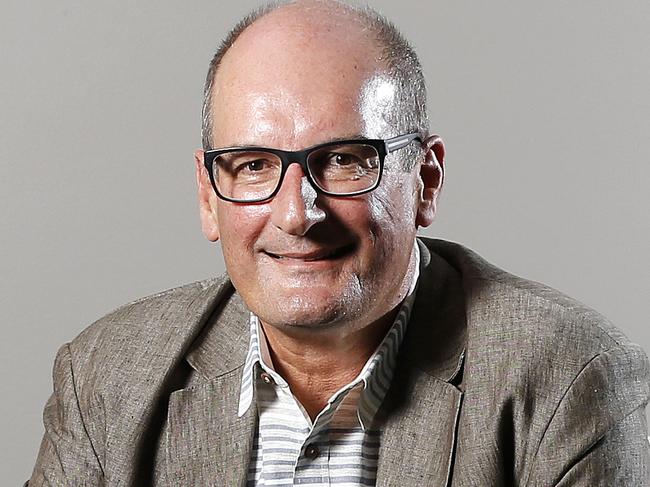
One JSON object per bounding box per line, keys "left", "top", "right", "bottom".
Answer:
{"left": 328, "top": 152, "right": 360, "bottom": 166}
{"left": 243, "top": 159, "right": 267, "bottom": 172}
{"left": 232, "top": 157, "right": 277, "bottom": 175}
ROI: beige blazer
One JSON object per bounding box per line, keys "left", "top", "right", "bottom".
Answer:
{"left": 28, "top": 238, "right": 650, "bottom": 486}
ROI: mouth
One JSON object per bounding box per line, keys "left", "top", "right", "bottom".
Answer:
{"left": 263, "top": 244, "right": 354, "bottom": 262}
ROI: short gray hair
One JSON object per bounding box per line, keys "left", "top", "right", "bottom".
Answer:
{"left": 201, "top": 1, "right": 429, "bottom": 169}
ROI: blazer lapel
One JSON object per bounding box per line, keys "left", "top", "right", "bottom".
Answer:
{"left": 376, "top": 370, "right": 463, "bottom": 487}
{"left": 162, "top": 368, "right": 257, "bottom": 486}
{"left": 162, "top": 288, "right": 255, "bottom": 486}
{"left": 375, "top": 239, "right": 468, "bottom": 486}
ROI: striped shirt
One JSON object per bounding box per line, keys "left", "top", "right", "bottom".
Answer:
{"left": 238, "top": 244, "right": 420, "bottom": 486}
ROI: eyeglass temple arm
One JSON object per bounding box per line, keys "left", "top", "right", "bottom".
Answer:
{"left": 384, "top": 133, "right": 422, "bottom": 153}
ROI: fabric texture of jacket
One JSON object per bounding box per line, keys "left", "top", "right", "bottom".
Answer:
{"left": 28, "top": 238, "right": 650, "bottom": 486}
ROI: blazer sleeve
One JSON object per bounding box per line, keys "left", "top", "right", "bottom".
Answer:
{"left": 28, "top": 344, "right": 104, "bottom": 486}
{"left": 526, "top": 343, "right": 650, "bottom": 486}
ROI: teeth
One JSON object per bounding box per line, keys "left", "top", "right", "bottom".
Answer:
{"left": 267, "top": 248, "right": 344, "bottom": 260}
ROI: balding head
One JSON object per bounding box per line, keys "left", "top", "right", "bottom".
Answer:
{"left": 194, "top": 0, "right": 445, "bottom": 334}
{"left": 201, "top": 0, "right": 429, "bottom": 169}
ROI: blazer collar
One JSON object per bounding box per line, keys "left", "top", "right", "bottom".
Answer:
{"left": 400, "top": 238, "right": 468, "bottom": 384}
{"left": 185, "top": 287, "right": 250, "bottom": 379}
{"left": 163, "top": 285, "right": 253, "bottom": 486}
{"left": 162, "top": 365, "right": 257, "bottom": 486}
{"left": 374, "top": 238, "right": 469, "bottom": 487}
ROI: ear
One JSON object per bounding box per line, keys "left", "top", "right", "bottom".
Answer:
{"left": 415, "top": 135, "right": 445, "bottom": 228}
{"left": 194, "top": 149, "right": 220, "bottom": 242}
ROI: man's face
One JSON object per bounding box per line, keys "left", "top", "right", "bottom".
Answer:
{"left": 197, "top": 14, "right": 436, "bottom": 334}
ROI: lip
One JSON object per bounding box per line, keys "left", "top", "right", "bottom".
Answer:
{"left": 262, "top": 244, "right": 354, "bottom": 262}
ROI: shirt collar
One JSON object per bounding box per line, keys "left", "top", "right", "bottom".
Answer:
{"left": 238, "top": 241, "right": 420, "bottom": 428}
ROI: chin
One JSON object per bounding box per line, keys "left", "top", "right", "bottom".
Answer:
{"left": 255, "top": 288, "right": 366, "bottom": 331}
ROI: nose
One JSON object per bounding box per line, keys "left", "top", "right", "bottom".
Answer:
{"left": 270, "top": 163, "right": 326, "bottom": 236}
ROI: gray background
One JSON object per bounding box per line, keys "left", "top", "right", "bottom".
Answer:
{"left": 2, "top": 0, "right": 649, "bottom": 482}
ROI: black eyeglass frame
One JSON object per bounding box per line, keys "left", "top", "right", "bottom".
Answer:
{"left": 203, "top": 132, "right": 422, "bottom": 203}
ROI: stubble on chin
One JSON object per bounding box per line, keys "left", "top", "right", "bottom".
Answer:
{"left": 256, "top": 270, "right": 367, "bottom": 331}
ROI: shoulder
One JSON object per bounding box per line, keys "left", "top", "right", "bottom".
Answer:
{"left": 421, "top": 238, "right": 650, "bottom": 480}
{"left": 59, "top": 275, "right": 233, "bottom": 395}
{"left": 69, "top": 276, "right": 225, "bottom": 355}
{"left": 420, "top": 237, "right": 639, "bottom": 357}
{"left": 421, "top": 236, "right": 648, "bottom": 414}
{"left": 422, "top": 238, "right": 649, "bottom": 472}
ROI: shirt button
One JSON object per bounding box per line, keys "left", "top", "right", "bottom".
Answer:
{"left": 260, "top": 372, "right": 274, "bottom": 384}
{"left": 305, "top": 444, "right": 319, "bottom": 459}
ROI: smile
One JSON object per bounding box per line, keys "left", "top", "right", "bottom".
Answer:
{"left": 263, "top": 245, "right": 353, "bottom": 262}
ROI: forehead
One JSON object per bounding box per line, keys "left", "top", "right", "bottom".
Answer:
{"left": 210, "top": 7, "right": 396, "bottom": 148}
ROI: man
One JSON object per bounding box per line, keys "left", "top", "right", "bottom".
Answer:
{"left": 28, "top": 0, "right": 649, "bottom": 485}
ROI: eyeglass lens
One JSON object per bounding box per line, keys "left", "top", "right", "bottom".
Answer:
{"left": 212, "top": 143, "right": 380, "bottom": 201}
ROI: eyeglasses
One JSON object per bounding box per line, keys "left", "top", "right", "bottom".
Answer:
{"left": 203, "top": 133, "right": 421, "bottom": 203}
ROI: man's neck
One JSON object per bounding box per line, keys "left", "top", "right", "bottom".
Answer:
{"left": 258, "top": 240, "right": 420, "bottom": 420}
{"left": 260, "top": 309, "right": 399, "bottom": 421}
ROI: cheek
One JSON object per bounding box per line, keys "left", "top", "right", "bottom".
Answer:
{"left": 217, "top": 204, "right": 269, "bottom": 259}
{"left": 367, "top": 181, "right": 417, "bottom": 230}
{"left": 325, "top": 177, "right": 418, "bottom": 251}
{"left": 364, "top": 178, "right": 420, "bottom": 251}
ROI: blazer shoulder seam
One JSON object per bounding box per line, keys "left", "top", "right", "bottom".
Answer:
{"left": 60, "top": 343, "right": 106, "bottom": 476}
{"left": 522, "top": 344, "right": 644, "bottom": 486}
